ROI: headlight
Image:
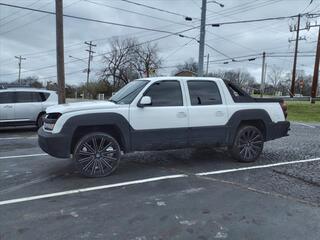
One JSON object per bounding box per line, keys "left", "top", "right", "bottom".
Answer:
{"left": 43, "top": 122, "right": 56, "bottom": 131}
{"left": 43, "top": 113, "right": 62, "bottom": 131}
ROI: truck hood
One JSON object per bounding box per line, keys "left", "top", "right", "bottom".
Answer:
{"left": 46, "top": 101, "right": 119, "bottom": 114}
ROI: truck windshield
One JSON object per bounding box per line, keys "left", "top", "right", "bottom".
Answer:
{"left": 109, "top": 80, "right": 149, "bottom": 104}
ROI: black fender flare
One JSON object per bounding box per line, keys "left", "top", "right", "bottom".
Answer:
{"left": 60, "top": 112, "right": 131, "bottom": 152}
{"left": 225, "top": 109, "right": 272, "bottom": 145}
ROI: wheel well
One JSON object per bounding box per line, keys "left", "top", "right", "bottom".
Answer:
{"left": 238, "top": 119, "right": 266, "bottom": 139}
{"left": 37, "top": 111, "right": 46, "bottom": 121}
{"left": 70, "top": 125, "right": 125, "bottom": 153}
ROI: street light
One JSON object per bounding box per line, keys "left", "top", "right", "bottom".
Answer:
{"left": 198, "top": 0, "right": 224, "bottom": 76}
{"left": 208, "top": 0, "right": 224, "bottom": 8}
{"left": 69, "top": 55, "right": 87, "bottom": 64}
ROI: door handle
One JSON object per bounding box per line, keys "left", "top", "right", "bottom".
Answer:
{"left": 4, "top": 105, "right": 13, "bottom": 108}
{"left": 177, "top": 112, "right": 187, "bottom": 118}
{"left": 215, "top": 111, "right": 224, "bottom": 117}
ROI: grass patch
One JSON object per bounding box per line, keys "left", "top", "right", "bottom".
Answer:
{"left": 287, "top": 101, "right": 320, "bottom": 123}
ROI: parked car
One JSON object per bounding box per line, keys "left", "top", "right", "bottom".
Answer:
{"left": 38, "top": 77, "right": 290, "bottom": 177}
{"left": 0, "top": 88, "right": 58, "bottom": 128}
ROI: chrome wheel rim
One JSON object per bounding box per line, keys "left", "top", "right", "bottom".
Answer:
{"left": 75, "top": 135, "right": 120, "bottom": 177}
{"left": 237, "top": 128, "right": 263, "bottom": 161}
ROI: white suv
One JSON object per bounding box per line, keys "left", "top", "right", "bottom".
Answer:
{"left": 0, "top": 88, "right": 58, "bottom": 128}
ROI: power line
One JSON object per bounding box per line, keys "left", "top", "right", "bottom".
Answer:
{"left": 84, "top": 0, "right": 193, "bottom": 27}
{"left": 0, "top": 30, "right": 199, "bottom": 77}
{"left": 205, "top": 43, "right": 234, "bottom": 59}
{"left": 0, "top": 0, "right": 49, "bottom": 27}
{"left": 0, "top": 0, "right": 81, "bottom": 35}
{"left": 207, "top": 13, "right": 316, "bottom": 27}
{"left": 206, "top": 0, "right": 283, "bottom": 22}
{"left": 0, "top": 0, "right": 42, "bottom": 23}
{"left": 119, "top": 0, "right": 198, "bottom": 20}
{"left": 0, "top": 3, "right": 198, "bottom": 36}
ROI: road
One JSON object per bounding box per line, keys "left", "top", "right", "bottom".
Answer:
{"left": 0, "top": 123, "right": 320, "bottom": 240}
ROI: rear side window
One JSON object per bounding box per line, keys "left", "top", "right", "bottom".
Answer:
{"left": 144, "top": 80, "right": 183, "bottom": 106}
{"left": 0, "top": 92, "right": 14, "bottom": 104}
{"left": 224, "top": 81, "right": 254, "bottom": 103}
{"left": 40, "top": 92, "right": 50, "bottom": 101}
{"left": 15, "top": 92, "right": 42, "bottom": 103}
{"left": 187, "top": 81, "right": 222, "bottom": 105}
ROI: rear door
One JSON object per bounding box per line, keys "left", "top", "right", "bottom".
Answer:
{"left": 185, "top": 80, "right": 229, "bottom": 146}
{"left": 0, "top": 92, "right": 15, "bottom": 121}
{"left": 130, "top": 80, "right": 188, "bottom": 150}
{"left": 14, "top": 91, "right": 42, "bottom": 122}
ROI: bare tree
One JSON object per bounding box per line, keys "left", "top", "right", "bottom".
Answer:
{"left": 99, "top": 38, "right": 161, "bottom": 90}
{"left": 268, "top": 65, "right": 283, "bottom": 93}
{"left": 134, "top": 43, "right": 161, "bottom": 77}
{"left": 212, "top": 69, "right": 255, "bottom": 87}
{"left": 175, "top": 58, "right": 198, "bottom": 74}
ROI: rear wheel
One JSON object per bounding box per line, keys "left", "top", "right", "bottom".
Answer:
{"left": 73, "top": 132, "right": 121, "bottom": 177}
{"left": 230, "top": 125, "right": 264, "bottom": 163}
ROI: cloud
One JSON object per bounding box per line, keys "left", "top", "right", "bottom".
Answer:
{"left": 0, "top": 0, "right": 318, "bottom": 85}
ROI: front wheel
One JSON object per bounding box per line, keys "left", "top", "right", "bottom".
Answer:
{"left": 73, "top": 132, "right": 121, "bottom": 177}
{"left": 230, "top": 126, "right": 264, "bottom": 163}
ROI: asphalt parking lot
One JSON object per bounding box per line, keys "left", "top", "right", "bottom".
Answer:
{"left": 0, "top": 123, "right": 320, "bottom": 240}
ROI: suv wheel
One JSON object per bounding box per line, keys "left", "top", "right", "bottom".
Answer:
{"left": 73, "top": 132, "right": 121, "bottom": 177}
{"left": 231, "top": 125, "right": 264, "bottom": 163}
{"left": 37, "top": 113, "right": 45, "bottom": 128}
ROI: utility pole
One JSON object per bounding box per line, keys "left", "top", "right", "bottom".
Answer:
{"left": 55, "top": 0, "right": 65, "bottom": 104}
{"left": 290, "top": 14, "right": 301, "bottom": 98}
{"left": 205, "top": 53, "right": 210, "bottom": 76}
{"left": 260, "top": 52, "right": 266, "bottom": 98}
{"left": 197, "top": 0, "right": 207, "bottom": 77}
{"left": 15, "top": 56, "right": 26, "bottom": 84}
{"left": 84, "top": 41, "right": 96, "bottom": 98}
{"left": 311, "top": 26, "right": 320, "bottom": 104}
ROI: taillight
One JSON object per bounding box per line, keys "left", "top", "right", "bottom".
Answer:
{"left": 279, "top": 100, "right": 287, "bottom": 118}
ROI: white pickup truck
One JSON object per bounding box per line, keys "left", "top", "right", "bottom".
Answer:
{"left": 38, "top": 77, "right": 289, "bottom": 177}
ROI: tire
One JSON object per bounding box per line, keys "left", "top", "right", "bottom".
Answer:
{"left": 36, "top": 113, "right": 45, "bottom": 128}
{"left": 230, "top": 125, "right": 264, "bottom": 163}
{"left": 73, "top": 132, "right": 121, "bottom": 178}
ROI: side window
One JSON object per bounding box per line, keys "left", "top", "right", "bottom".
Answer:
{"left": 32, "top": 92, "right": 43, "bottom": 102}
{"left": 225, "top": 82, "right": 253, "bottom": 103}
{"left": 0, "top": 92, "right": 14, "bottom": 104}
{"left": 144, "top": 80, "right": 183, "bottom": 106}
{"left": 15, "top": 92, "right": 41, "bottom": 103}
{"left": 40, "top": 92, "right": 50, "bottom": 101}
{"left": 187, "top": 81, "right": 222, "bottom": 105}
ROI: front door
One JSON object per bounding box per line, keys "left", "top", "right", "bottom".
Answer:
{"left": 0, "top": 92, "right": 15, "bottom": 122}
{"left": 130, "top": 80, "right": 188, "bottom": 151}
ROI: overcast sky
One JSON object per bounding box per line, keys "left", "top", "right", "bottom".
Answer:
{"left": 0, "top": 0, "right": 319, "bottom": 85}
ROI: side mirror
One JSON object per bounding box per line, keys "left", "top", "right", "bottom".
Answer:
{"left": 138, "top": 96, "right": 152, "bottom": 107}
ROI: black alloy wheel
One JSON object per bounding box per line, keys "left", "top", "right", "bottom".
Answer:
{"left": 73, "top": 132, "right": 121, "bottom": 177}
{"left": 231, "top": 125, "right": 264, "bottom": 163}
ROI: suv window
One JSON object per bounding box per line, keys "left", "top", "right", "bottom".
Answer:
{"left": 40, "top": 92, "right": 50, "bottom": 101}
{"left": 187, "top": 81, "right": 222, "bottom": 105}
{"left": 144, "top": 80, "right": 183, "bottom": 106}
{"left": 15, "top": 92, "right": 42, "bottom": 103}
{"left": 0, "top": 92, "right": 15, "bottom": 104}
